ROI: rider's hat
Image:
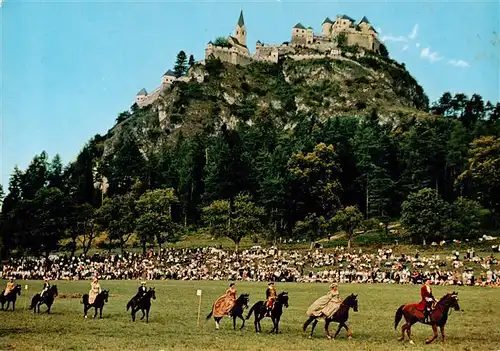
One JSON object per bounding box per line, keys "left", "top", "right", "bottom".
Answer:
{"left": 141, "top": 281, "right": 147, "bottom": 285}
{"left": 268, "top": 282, "right": 275, "bottom": 286}
{"left": 329, "top": 283, "right": 338, "bottom": 289}
{"left": 44, "top": 277, "right": 50, "bottom": 282}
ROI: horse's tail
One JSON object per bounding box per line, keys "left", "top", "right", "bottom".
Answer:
{"left": 246, "top": 303, "right": 257, "bottom": 320}
{"left": 126, "top": 300, "right": 133, "bottom": 311}
{"left": 81, "top": 294, "right": 89, "bottom": 305}
{"left": 29, "top": 295, "right": 37, "bottom": 310}
{"left": 394, "top": 305, "right": 405, "bottom": 330}
{"left": 206, "top": 305, "right": 214, "bottom": 320}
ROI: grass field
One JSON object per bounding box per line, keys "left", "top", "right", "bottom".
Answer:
{"left": 1, "top": 280, "right": 499, "bottom": 351}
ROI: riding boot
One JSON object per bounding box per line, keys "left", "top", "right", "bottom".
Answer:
{"left": 424, "top": 308, "right": 429, "bottom": 323}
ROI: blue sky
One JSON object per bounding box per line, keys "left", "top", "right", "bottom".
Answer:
{"left": 1, "top": 0, "right": 499, "bottom": 190}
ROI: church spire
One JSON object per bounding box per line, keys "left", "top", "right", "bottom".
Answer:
{"left": 237, "top": 10, "right": 245, "bottom": 27}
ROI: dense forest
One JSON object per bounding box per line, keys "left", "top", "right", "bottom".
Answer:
{"left": 1, "top": 56, "right": 500, "bottom": 257}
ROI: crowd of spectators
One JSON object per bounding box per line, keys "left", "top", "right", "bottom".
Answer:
{"left": 1, "top": 246, "right": 499, "bottom": 287}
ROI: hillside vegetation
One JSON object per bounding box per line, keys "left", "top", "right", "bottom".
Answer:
{"left": 1, "top": 53, "right": 500, "bottom": 257}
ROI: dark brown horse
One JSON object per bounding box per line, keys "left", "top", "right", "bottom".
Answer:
{"left": 303, "top": 293, "right": 358, "bottom": 339}
{"left": 394, "top": 291, "right": 460, "bottom": 344}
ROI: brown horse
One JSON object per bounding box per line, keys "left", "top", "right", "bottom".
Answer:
{"left": 394, "top": 291, "right": 460, "bottom": 344}
{"left": 303, "top": 293, "right": 358, "bottom": 339}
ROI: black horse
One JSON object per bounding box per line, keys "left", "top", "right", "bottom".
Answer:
{"left": 206, "top": 293, "right": 250, "bottom": 330}
{"left": 246, "top": 291, "right": 289, "bottom": 334}
{"left": 82, "top": 290, "right": 109, "bottom": 319}
{"left": 0, "top": 284, "right": 22, "bottom": 311}
{"left": 30, "top": 285, "right": 59, "bottom": 314}
{"left": 126, "top": 287, "right": 156, "bottom": 322}
{"left": 303, "top": 293, "right": 359, "bottom": 339}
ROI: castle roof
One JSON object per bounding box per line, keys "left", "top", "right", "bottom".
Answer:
{"left": 163, "top": 70, "right": 176, "bottom": 77}
{"left": 237, "top": 10, "right": 245, "bottom": 27}
{"left": 322, "top": 17, "right": 334, "bottom": 24}
{"left": 359, "top": 16, "right": 371, "bottom": 24}
{"left": 136, "top": 88, "right": 147, "bottom": 96}
{"left": 307, "top": 26, "right": 313, "bottom": 30}
{"left": 293, "top": 22, "right": 306, "bottom": 29}
{"left": 338, "top": 14, "right": 355, "bottom": 22}
{"left": 369, "top": 26, "right": 378, "bottom": 34}
{"left": 228, "top": 36, "right": 248, "bottom": 48}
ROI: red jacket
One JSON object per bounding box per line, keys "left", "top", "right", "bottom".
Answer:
{"left": 416, "top": 284, "right": 434, "bottom": 310}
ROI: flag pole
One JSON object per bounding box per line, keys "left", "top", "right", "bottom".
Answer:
{"left": 196, "top": 289, "right": 202, "bottom": 327}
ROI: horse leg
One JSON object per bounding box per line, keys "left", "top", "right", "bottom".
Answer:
{"left": 99, "top": 307, "right": 103, "bottom": 319}
{"left": 93, "top": 307, "right": 98, "bottom": 319}
{"left": 439, "top": 325, "right": 446, "bottom": 344}
{"left": 131, "top": 307, "right": 136, "bottom": 321}
{"left": 406, "top": 321, "right": 416, "bottom": 345}
{"left": 398, "top": 318, "right": 408, "bottom": 341}
{"left": 324, "top": 320, "right": 333, "bottom": 339}
{"left": 303, "top": 316, "right": 315, "bottom": 332}
{"left": 6, "top": 301, "right": 10, "bottom": 311}
{"left": 310, "top": 319, "right": 318, "bottom": 339}
{"left": 233, "top": 315, "right": 237, "bottom": 330}
{"left": 239, "top": 315, "right": 245, "bottom": 330}
{"left": 140, "top": 309, "right": 145, "bottom": 320}
{"left": 332, "top": 322, "right": 343, "bottom": 339}
{"left": 274, "top": 316, "right": 281, "bottom": 334}
{"left": 12, "top": 300, "right": 16, "bottom": 311}
{"left": 344, "top": 323, "right": 353, "bottom": 340}
{"left": 146, "top": 308, "right": 149, "bottom": 323}
{"left": 425, "top": 324, "right": 438, "bottom": 344}
{"left": 84, "top": 305, "right": 88, "bottom": 319}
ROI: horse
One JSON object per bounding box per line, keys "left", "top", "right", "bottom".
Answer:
{"left": 303, "top": 293, "right": 359, "bottom": 339}
{"left": 126, "top": 287, "right": 156, "bottom": 322}
{"left": 394, "top": 291, "right": 460, "bottom": 344}
{"left": 30, "top": 285, "right": 58, "bottom": 314}
{"left": 0, "top": 284, "right": 22, "bottom": 311}
{"left": 246, "top": 291, "right": 289, "bottom": 334}
{"left": 206, "top": 293, "right": 250, "bottom": 330}
{"left": 82, "top": 290, "right": 110, "bottom": 319}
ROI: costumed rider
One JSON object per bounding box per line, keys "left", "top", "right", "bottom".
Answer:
{"left": 132, "top": 281, "right": 148, "bottom": 303}
{"left": 266, "top": 282, "right": 277, "bottom": 316}
{"left": 3, "top": 277, "right": 15, "bottom": 296}
{"left": 89, "top": 276, "right": 102, "bottom": 304}
{"left": 420, "top": 278, "right": 436, "bottom": 323}
{"left": 40, "top": 277, "right": 51, "bottom": 299}
{"left": 212, "top": 283, "right": 237, "bottom": 318}
{"left": 303, "top": 283, "right": 343, "bottom": 331}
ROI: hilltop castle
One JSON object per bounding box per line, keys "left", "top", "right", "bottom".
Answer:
{"left": 205, "top": 10, "right": 382, "bottom": 66}
{"left": 134, "top": 11, "right": 382, "bottom": 109}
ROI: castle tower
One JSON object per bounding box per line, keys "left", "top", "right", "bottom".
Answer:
{"left": 234, "top": 10, "right": 247, "bottom": 46}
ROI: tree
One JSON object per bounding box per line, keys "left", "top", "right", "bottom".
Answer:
{"left": 379, "top": 43, "right": 389, "bottom": 58}
{"left": 95, "top": 194, "right": 136, "bottom": 253}
{"left": 0, "top": 184, "right": 4, "bottom": 208}
{"left": 213, "top": 37, "right": 231, "bottom": 48}
{"left": 336, "top": 33, "right": 347, "bottom": 47}
{"left": 173, "top": 50, "right": 188, "bottom": 77}
{"left": 188, "top": 54, "right": 195, "bottom": 67}
{"left": 202, "top": 193, "right": 264, "bottom": 252}
{"left": 293, "top": 213, "right": 331, "bottom": 246}
{"left": 288, "top": 143, "right": 342, "bottom": 221}
{"left": 48, "top": 154, "right": 64, "bottom": 189}
{"left": 66, "top": 203, "right": 96, "bottom": 257}
{"left": 135, "top": 188, "right": 180, "bottom": 253}
{"left": 451, "top": 197, "right": 488, "bottom": 240}
{"left": 116, "top": 111, "right": 131, "bottom": 124}
{"left": 26, "top": 187, "right": 67, "bottom": 258}
{"left": 331, "top": 205, "right": 363, "bottom": 249}
{"left": 457, "top": 136, "right": 500, "bottom": 215}
{"left": 401, "top": 188, "right": 453, "bottom": 245}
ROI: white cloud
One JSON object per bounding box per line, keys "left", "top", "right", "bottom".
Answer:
{"left": 416, "top": 42, "right": 420, "bottom": 48}
{"left": 402, "top": 44, "right": 409, "bottom": 51}
{"left": 376, "top": 27, "right": 382, "bottom": 34}
{"left": 381, "top": 35, "right": 408, "bottom": 43}
{"left": 420, "top": 47, "right": 443, "bottom": 63}
{"left": 448, "top": 59, "right": 470, "bottom": 68}
{"left": 408, "top": 24, "right": 419, "bottom": 40}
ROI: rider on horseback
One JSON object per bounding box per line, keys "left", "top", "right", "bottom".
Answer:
{"left": 420, "top": 278, "right": 436, "bottom": 323}
{"left": 40, "top": 277, "right": 51, "bottom": 299}
{"left": 132, "top": 281, "right": 147, "bottom": 303}
{"left": 266, "top": 282, "right": 277, "bottom": 317}
{"left": 3, "top": 277, "right": 15, "bottom": 296}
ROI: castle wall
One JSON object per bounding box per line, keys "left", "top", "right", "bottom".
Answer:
{"left": 205, "top": 45, "right": 252, "bottom": 66}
